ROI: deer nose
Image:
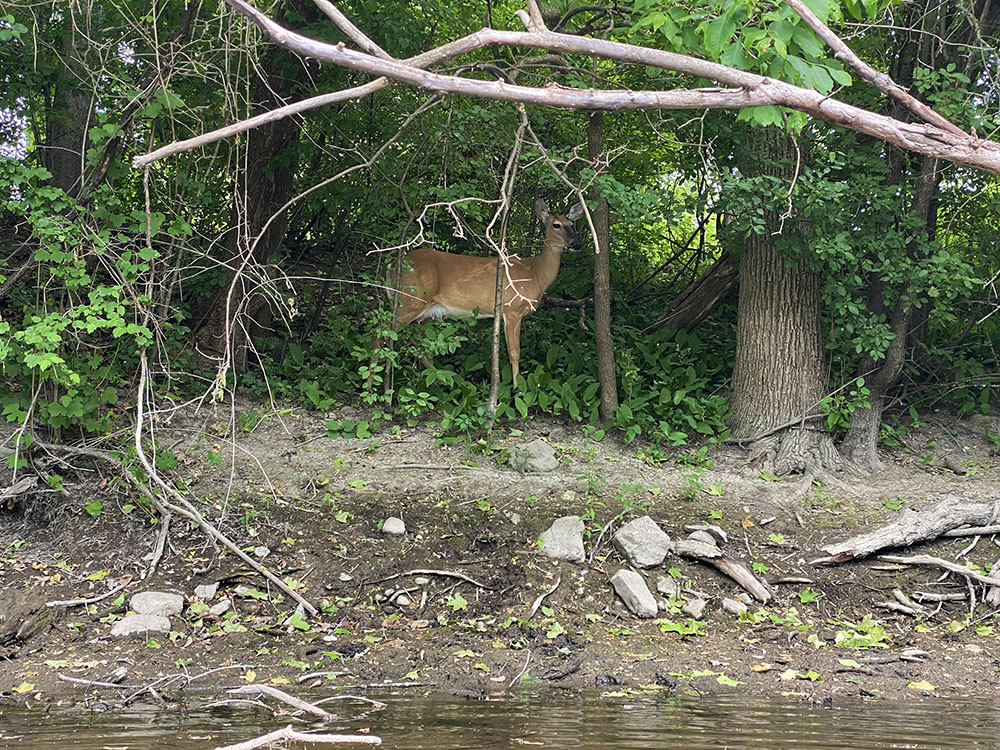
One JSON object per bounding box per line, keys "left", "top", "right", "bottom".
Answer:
{"left": 569, "top": 233, "right": 582, "bottom": 250}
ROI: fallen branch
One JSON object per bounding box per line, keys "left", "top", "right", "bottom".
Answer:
{"left": 813, "top": 499, "right": 998, "bottom": 564}
{"left": 368, "top": 568, "right": 491, "bottom": 589}
{"left": 214, "top": 725, "right": 381, "bottom": 750}
{"left": 526, "top": 576, "right": 561, "bottom": 621}
{"left": 671, "top": 539, "right": 771, "bottom": 603}
{"left": 46, "top": 578, "right": 131, "bottom": 609}
{"left": 227, "top": 684, "right": 332, "bottom": 720}
{"left": 880, "top": 554, "right": 1000, "bottom": 587}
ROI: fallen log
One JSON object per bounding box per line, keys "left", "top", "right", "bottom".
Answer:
{"left": 812, "top": 499, "right": 998, "bottom": 564}
{"left": 671, "top": 539, "right": 771, "bottom": 603}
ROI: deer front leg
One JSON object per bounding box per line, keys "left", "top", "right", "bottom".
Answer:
{"left": 504, "top": 313, "right": 523, "bottom": 389}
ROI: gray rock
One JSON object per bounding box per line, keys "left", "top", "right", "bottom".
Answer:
{"left": 111, "top": 614, "right": 171, "bottom": 638}
{"left": 383, "top": 517, "right": 406, "bottom": 535}
{"left": 131, "top": 592, "right": 184, "bottom": 617}
{"left": 253, "top": 546, "right": 270, "bottom": 559}
{"left": 655, "top": 575, "right": 681, "bottom": 598}
{"left": 723, "top": 597, "right": 748, "bottom": 615}
{"left": 194, "top": 583, "right": 219, "bottom": 600}
{"left": 610, "top": 569, "right": 657, "bottom": 619}
{"left": 539, "top": 516, "right": 586, "bottom": 563}
{"left": 682, "top": 598, "right": 707, "bottom": 619}
{"left": 684, "top": 524, "right": 728, "bottom": 546}
{"left": 612, "top": 516, "right": 671, "bottom": 568}
{"left": 209, "top": 598, "right": 232, "bottom": 616}
{"left": 413, "top": 576, "right": 430, "bottom": 586}
{"left": 395, "top": 594, "right": 412, "bottom": 607}
{"left": 338, "top": 572, "right": 353, "bottom": 582}
{"left": 687, "top": 530, "right": 719, "bottom": 546}
{"left": 736, "top": 592, "right": 753, "bottom": 605}
{"left": 510, "top": 439, "right": 559, "bottom": 473}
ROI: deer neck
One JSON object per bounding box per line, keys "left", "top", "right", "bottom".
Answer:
{"left": 530, "top": 240, "right": 563, "bottom": 293}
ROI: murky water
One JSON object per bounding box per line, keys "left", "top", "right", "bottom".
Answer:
{"left": 2, "top": 691, "right": 998, "bottom": 749}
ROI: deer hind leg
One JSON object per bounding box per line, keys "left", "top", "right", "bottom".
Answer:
{"left": 504, "top": 313, "right": 523, "bottom": 389}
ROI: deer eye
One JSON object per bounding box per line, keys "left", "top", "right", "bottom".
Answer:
{"left": 553, "top": 222, "right": 562, "bottom": 229}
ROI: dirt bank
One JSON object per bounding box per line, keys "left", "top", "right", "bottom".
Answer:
{"left": 2, "top": 405, "right": 999, "bottom": 705}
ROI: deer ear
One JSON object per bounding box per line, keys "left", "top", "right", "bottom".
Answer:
{"left": 534, "top": 198, "right": 550, "bottom": 221}
{"left": 567, "top": 203, "right": 584, "bottom": 221}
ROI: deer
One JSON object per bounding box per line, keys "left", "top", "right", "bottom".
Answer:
{"left": 384, "top": 198, "right": 585, "bottom": 386}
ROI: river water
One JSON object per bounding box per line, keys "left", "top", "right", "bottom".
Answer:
{"left": 2, "top": 690, "right": 997, "bottom": 749}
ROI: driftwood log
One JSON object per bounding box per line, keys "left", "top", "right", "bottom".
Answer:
{"left": 812, "top": 499, "right": 999, "bottom": 564}
{"left": 672, "top": 539, "right": 772, "bottom": 603}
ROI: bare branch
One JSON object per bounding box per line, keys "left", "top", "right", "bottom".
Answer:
{"left": 311, "top": 0, "right": 390, "bottom": 58}
{"left": 221, "top": 0, "right": 1000, "bottom": 175}
{"left": 783, "top": 0, "right": 968, "bottom": 137}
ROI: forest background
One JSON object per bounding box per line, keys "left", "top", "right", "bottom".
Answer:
{"left": 1, "top": 0, "right": 998, "bottom": 490}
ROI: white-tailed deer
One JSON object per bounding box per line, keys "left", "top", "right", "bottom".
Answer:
{"left": 386, "top": 198, "right": 584, "bottom": 385}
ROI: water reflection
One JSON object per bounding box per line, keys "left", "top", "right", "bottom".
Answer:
{"left": 2, "top": 691, "right": 997, "bottom": 749}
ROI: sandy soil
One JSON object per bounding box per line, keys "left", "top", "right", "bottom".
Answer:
{"left": 2, "top": 403, "right": 999, "bottom": 705}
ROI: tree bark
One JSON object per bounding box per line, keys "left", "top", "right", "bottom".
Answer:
{"left": 44, "top": 22, "right": 91, "bottom": 197}
{"left": 729, "top": 127, "right": 840, "bottom": 475}
{"left": 192, "top": 4, "right": 312, "bottom": 367}
{"left": 588, "top": 112, "right": 618, "bottom": 420}
{"left": 648, "top": 251, "right": 737, "bottom": 332}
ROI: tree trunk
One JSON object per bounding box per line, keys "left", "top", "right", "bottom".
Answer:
{"left": 44, "top": 23, "right": 91, "bottom": 196}
{"left": 729, "top": 127, "right": 840, "bottom": 475}
{"left": 840, "top": 155, "right": 940, "bottom": 470}
{"left": 192, "top": 4, "right": 312, "bottom": 367}
{"left": 588, "top": 112, "right": 618, "bottom": 420}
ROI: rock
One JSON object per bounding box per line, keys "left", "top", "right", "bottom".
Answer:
{"left": 736, "top": 592, "right": 753, "bottom": 605}
{"left": 682, "top": 598, "right": 707, "bottom": 619}
{"left": 383, "top": 517, "right": 406, "bottom": 535}
{"left": 610, "top": 569, "right": 657, "bottom": 619}
{"left": 253, "top": 546, "right": 270, "bottom": 559}
{"left": 233, "top": 585, "right": 259, "bottom": 599}
{"left": 723, "top": 597, "right": 748, "bottom": 615}
{"left": 539, "top": 516, "right": 586, "bottom": 563}
{"left": 687, "top": 530, "right": 719, "bottom": 546}
{"left": 612, "top": 516, "right": 671, "bottom": 568}
{"left": 338, "top": 572, "right": 353, "bottom": 582}
{"left": 111, "top": 614, "right": 171, "bottom": 638}
{"left": 655, "top": 575, "right": 681, "bottom": 598}
{"left": 510, "top": 439, "right": 559, "bottom": 473}
{"left": 413, "top": 577, "right": 430, "bottom": 586}
{"left": 131, "top": 592, "right": 184, "bottom": 617}
{"left": 194, "top": 583, "right": 219, "bottom": 600}
{"left": 209, "top": 598, "right": 232, "bottom": 616}
{"left": 684, "top": 524, "right": 728, "bottom": 546}
{"left": 395, "top": 594, "right": 412, "bottom": 607}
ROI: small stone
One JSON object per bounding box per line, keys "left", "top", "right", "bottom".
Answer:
{"left": 209, "top": 598, "right": 232, "bottom": 616}
{"left": 723, "top": 597, "right": 748, "bottom": 615}
{"left": 736, "top": 592, "right": 753, "bottom": 605}
{"left": 561, "top": 491, "right": 576, "bottom": 502}
{"left": 131, "top": 592, "right": 184, "bottom": 617}
{"left": 684, "top": 524, "right": 729, "bottom": 546}
{"left": 111, "top": 614, "right": 171, "bottom": 638}
{"left": 383, "top": 517, "right": 406, "bottom": 535}
{"left": 612, "top": 516, "right": 671, "bottom": 568}
{"left": 194, "top": 583, "right": 219, "bottom": 600}
{"left": 395, "top": 594, "right": 412, "bottom": 607}
{"left": 233, "top": 585, "right": 256, "bottom": 598}
{"left": 687, "top": 530, "right": 719, "bottom": 546}
{"left": 414, "top": 577, "right": 430, "bottom": 586}
{"left": 610, "top": 569, "right": 657, "bottom": 619}
{"left": 510, "top": 439, "right": 559, "bottom": 473}
{"left": 539, "top": 516, "right": 586, "bottom": 563}
{"left": 655, "top": 575, "right": 681, "bottom": 598}
{"left": 253, "top": 546, "right": 270, "bottom": 559}
{"left": 338, "top": 572, "right": 353, "bottom": 582}
{"left": 682, "top": 598, "right": 707, "bottom": 619}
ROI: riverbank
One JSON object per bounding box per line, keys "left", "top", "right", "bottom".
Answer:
{"left": 2, "top": 405, "right": 999, "bottom": 704}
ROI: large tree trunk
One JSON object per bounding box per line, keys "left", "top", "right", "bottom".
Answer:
{"left": 588, "top": 112, "right": 618, "bottom": 420}
{"left": 729, "top": 127, "right": 840, "bottom": 475}
{"left": 192, "top": 4, "right": 312, "bottom": 368}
